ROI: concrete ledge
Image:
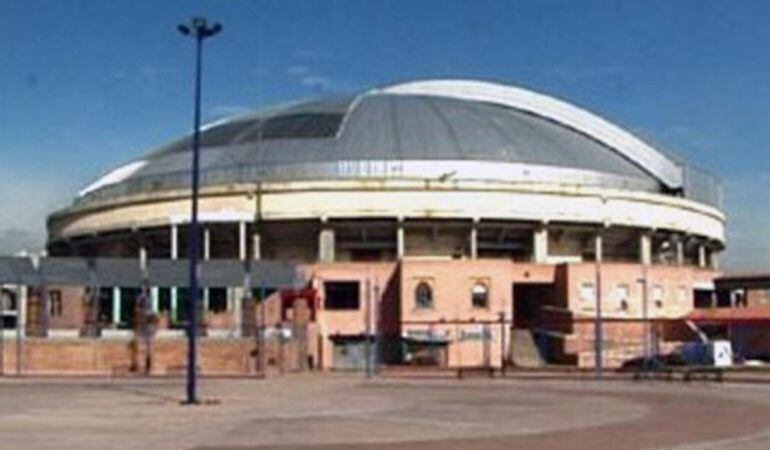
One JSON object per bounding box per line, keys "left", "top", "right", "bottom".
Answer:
{"left": 48, "top": 329, "right": 80, "bottom": 339}
{"left": 156, "top": 329, "right": 185, "bottom": 339}
{"left": 100, "top": 329, "right": 133, "bottom": 339}
{"left": 207, "top": 328, "right": 241, "bottom": 339}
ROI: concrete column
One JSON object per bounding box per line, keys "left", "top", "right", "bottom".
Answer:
{"left": 594, "top": 233, "right": 603, "bottom": 262}
{"left": 233, "top": 288, "right": 243, "bottom": 338}
{"left": 171, "top": 289, "right": 179, "bottom": 324}
{"left": 698, "top": 245, "right": 707, "bottom": 268}
{"left": 318, "top": 227, "right": 335, "bottom": 263}
{"left": 469, "top": 219, "right": 479, "bottom": 260}
{"left": 397, "top": 219, "right": 405, "bottom": 260}
{"left": 252, "top": 232, "right": 262, "bottom": 261}
{"left": 203, "top": 227, "right": 211, "bottom": 261}
{"left": 18, "top": 285, "right": 27, "bottom": 338}
{"left": 138, "top": 241, "right": 150, "bottom": 319}
{"left": 640, "top": 233, "right": 652, "bottom": 266}
{"left": 112, "top": 287, "right": 121, "bottom": 325}
{"left": 238, "top": 221, "right": 247, "bottom": 261}
{"left": 533, "top": 226, "right": 548, "bottom": 264}
{"left": 675, "top": 238, "right": 685, "bottom": 266}
{"left": 170, "top": 224, "right": 178, "bottom": 259}
{"left": 202, "top": 226, "right": 211, "bottom": 313}
{"left": 170, "top": 224, "right": 178, "bottom": 323}
{"left": 139, "top": 245, "right": 148, "bottom": 267}
{"left": 150, "top": 287, "right": 159, "bottom": 312}
{"left": 711, "top": 251, "right": 719, "bottom": 270}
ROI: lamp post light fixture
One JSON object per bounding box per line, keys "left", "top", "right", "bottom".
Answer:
{"left": 177, "top": 16, "right": 222, "bottom": 405}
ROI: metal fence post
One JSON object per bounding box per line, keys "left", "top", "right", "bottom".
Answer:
{"left": 15, "top": 284, "right": 23, "bottom": 376}
{"left": 365, "top": 277, "right": 373, "bottom": 379}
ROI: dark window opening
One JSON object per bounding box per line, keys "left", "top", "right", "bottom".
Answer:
{"left": 208, "top": 288, "right": 228, "bottom": 313}
{"left": 325, "top": 281, "right": 360, "bottom": 310}
{"left": 0, "top": 288, "right": 18, "bottom": 329}
{"left": 158, "top": 288, "right": 172, "bottom": 313}
{"left": 471, "top": 283, "right": 489, "bottom": 309}
{"left": 694, "top": 289, "right": 713, "bottom": 309}
{"left": 176, "top": 288, "right": 204, "bottom": 326}
{"left": 252, "top": 113, "right": 344, "bottom": 140}
{"left": 97, "top": 288, "right": 113, "bottom": 325}
{"left": 119, "top": 287, "right": 141, "bottom": 329}
{"left": 49, "top": 290, "right": 63, "bottom": 316}
{"left": 415, "top": 282, "right": 433, "bottom": 309}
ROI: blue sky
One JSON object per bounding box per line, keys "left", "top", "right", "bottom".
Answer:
{"left": 0, "top": 0, "right": 768, "bottom": 269}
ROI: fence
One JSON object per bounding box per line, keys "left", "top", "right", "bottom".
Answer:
{"left": 0, "top": 256, "right": 302, "bottom": 376}
{"left": 396, "top": 314, "right": 770, "bottom": 372}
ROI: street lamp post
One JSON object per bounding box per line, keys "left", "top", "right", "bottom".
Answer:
{"left": 178, "top": 16, "right": 222, "bottom": 405}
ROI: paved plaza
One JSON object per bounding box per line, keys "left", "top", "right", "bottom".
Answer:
{"left": 0, "top": 374, "right": 769, "bottom": 449}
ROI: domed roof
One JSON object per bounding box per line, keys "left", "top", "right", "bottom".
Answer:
{"left": 75, "top": 79, "right": 718, "bottom": 206}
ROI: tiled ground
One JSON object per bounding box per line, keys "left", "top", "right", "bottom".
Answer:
{"left": 0, "top": 374, "right": 768, "bottom": 449}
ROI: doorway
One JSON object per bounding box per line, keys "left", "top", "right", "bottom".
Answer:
{"left": 511, "top": 283, "right": 554, "bottom": 366}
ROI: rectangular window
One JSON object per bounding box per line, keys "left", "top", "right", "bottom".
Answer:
{"left": 324, "top": 281, "right": 360, "bottom": 310}
{"left": 158, "top": 288, "right": 172, "bottom": 313}
{"left": 98, "top": 288, "right": 113, "bottom": 325}
{"left": 49, "top": 290, "right": 63, "bottom": 316}
{"left": 471, "top": 283, "right": 489, "bottom": 309}
{"left": 693, "top": 289, "right": 712, "bottom": 309}
{"left": 119, "top": 287, "right": 141, "bottom": 329}
{"left": 176, "top": 288, "right": 204, "bottom": 325}
{"left": 208, "top": 288, "right": 228, "bottom": 313}
{"left": 1, "top": 288, "right": 18, "bottom": 329}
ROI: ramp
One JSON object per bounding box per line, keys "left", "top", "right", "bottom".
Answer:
{"left": 511, "top": 329, "right": 545, "bottom": 368}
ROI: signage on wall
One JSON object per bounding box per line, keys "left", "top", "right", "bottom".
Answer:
{"left": 459, "top": 325, "right": 493, "bottom": 341}
{"left": 404, "top": 328, "right": 449, "bottom": 342}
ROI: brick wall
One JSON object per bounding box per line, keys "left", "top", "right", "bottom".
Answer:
{"left": 0, "top": 337, "right": 307, "bottom": 376}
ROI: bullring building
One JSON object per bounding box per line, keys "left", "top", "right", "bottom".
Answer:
{"left": 36, "top": 79, "right": 723, "bottom": 370}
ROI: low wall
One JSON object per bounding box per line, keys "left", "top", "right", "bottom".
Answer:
{"left": 0, "top": 337, "right": 306, "bottom": 376}
{"left": 566, "top": 321, "right": 688, "bottom": 368}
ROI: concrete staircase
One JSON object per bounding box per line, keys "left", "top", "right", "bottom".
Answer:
{"left": 511, "top": 329, "right": 545, "bottom": 368}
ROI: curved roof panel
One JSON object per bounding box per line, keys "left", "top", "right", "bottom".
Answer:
{"left": 74, "top": 78, "right": 721, "bottom": 208}
{"left": 375, "top": 79, "right": 683, "bottom": 187}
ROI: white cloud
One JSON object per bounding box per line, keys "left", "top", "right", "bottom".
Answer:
{"left": 284, "top": 62, "right": 333, "bottom": 92}
{"left": 299, "top": 76, "right": 332, "bottom": 91}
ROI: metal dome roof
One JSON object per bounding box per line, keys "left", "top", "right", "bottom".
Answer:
{"left": 75, "top": 79, "right": 721, "bottom": 207}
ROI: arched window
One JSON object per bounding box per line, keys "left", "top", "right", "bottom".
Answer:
{"left": 415, "top": 282, "right": 433, "bottom": 309}
{"left": 471, "top": 283, "right": 489, "bottom": 308}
